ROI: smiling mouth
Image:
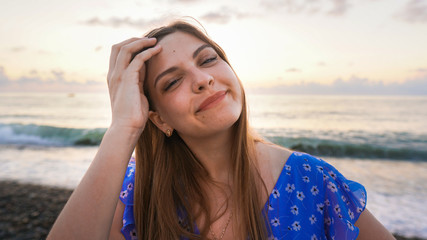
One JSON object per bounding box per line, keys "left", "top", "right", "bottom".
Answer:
{"left": 196, "top": 90, "right": 227, "bottom": 113}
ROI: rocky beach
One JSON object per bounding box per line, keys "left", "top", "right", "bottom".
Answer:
{"left": 0, "top": 180, "right": 424, "bottom": 240}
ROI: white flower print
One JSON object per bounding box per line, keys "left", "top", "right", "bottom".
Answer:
{"left": 325, "top": 199, "right": 331, "bottom": 206}
{"left": 323, "top": 174, "right": 329, "bottom": 181}
{"left": 272, "top": 189, "right": 280, "bottom": 198}
{"left": 316, "top": 165, "right": 324, "bottom": 173}
{"left": 341, "top": 195, "right": 346, "bottom": 202}
{"left": 285, "top": 165, "right": 291, "bottom": 171}
{"left": 296, "top": 191, "right": 305, "bottom": 201}
{"left": 328, "top": 170, "right": 337, "bottom": 179}
{"left": 343, "top": 182, "right": 350, "bottom": 192}
{"left": 357, "top": 207, "right": 363, "bottom": 213}
{"left": 127, "top": 182, "right": 134, "bottom": 191}
{"left": 290, "top": 205, "right": 299, "bottom": 215}
{"left": 130, "top": 228, "right": 138, "bottom": 240}
{"left": 302, "top": 176, "right": 310, "bottom": 183}
{"left": 347, "top": 222, "right": 355, "bottom": 231}
{"left": 128, "top": 168, "right": 135, "bottom": 177}
{"left": 285, "top": 183, "right": 295, "bottom": 193}
{"left": 268, "top": 204, "right": 274, "bottom": 211}
{"left": 327, "top": 182, "right": 338, "bottom": 193}
{"left": 338, "top": 213, "right": 343, "bottom": 219}
{"left": 349, "top": 209, "right": 355, "bottom": 220}
{"left": 311, "top": 234, "right": 318, "bottom": 240}
{"left": 311, "top": 186, "right": 319, "bottom": 196}
{"left": 360, "top": 197, "right": 366, "bottom": 207}
{"left": 334, "top": 204, "right": 341, "bottom": 214}
{"left": 309, "top": 214, "right": 317, "bottom": 224}
{"left": 303, "top": 163, "right": 311, "bottom": 171}
{"left": 120, "top": 190, "right": 128, "bottom": 199}
{"left": 325, "top": 217, "right": 332, "bottom": 226}
{"left": 271, "top": 217, "right": 280, "bottom": 227}
{"left": 317, "top": 203, "right": 325, "bottom": 214}
{"left": 295, "top": 152, "right": 303, "bottom": 156}
{"left": 292, "top": 221, "right": 301, "bottom": 231}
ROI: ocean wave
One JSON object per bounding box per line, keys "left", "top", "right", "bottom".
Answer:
{"left": 267, "top": 136, "right": 427, "bottom": 161}
{"left": 0, "top": 123, "right": 105, "bottom": 146}
{"left": 1, "top": 123, "right": 426, "bottom": 160}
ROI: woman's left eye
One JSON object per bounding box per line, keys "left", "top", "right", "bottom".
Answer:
{"left": 164, "top": 78, "right": 181, "bottom": 91}
{"left": 201, "top": 56, "right": 218, "bottom": 65}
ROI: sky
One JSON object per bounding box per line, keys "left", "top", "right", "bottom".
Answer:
{"left": 0, "top": 0, "right": 426, "bottom": 94}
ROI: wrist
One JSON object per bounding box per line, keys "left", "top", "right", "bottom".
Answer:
{"left": 107, "top": 123, "right": 143, "bottom": 145}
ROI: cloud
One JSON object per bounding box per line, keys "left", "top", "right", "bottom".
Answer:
{"left": 327, "top": 0, "right": 350, "bottom": 16}
{"left": 0, "top": 66, "right": 105, "bottom": 92}
{"left": 171, "top": 0, "right": 200, "bottom": 2}
{"left": 286, "top": 68, "right": 301, "bottom": 72}
{"left": 249, "top": 76, "right": 427, "bottom": 95}
{"left": 260, "top": 0, "right": 351, "bottom": 16}
{"left": 0, "top": 67, "right": 8, "bottom": 85}
{"left": 199, "top": 7, "right": 256, "bottom": 24}
{"left": 81, "top": 16, "right": 175, "bottom": 30}
{"left": 396, "top": 0, "right": 427, "bottom": 23}
{"left": 10, "top": 47, "right": 26, "bottom": 53}
{"left": 200, "top": 11, "right": 232, "bottom": 24}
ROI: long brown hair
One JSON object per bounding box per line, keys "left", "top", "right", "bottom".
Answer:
{"left": 134, "top": 20, "right": 269, "bottom": 239}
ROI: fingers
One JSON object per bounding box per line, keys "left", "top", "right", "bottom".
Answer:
{"left": 113, "top": 38, "right": 157, "bottom": 75}
{"left": 108, "top": 37, "right": 140, "bottom": 77}
{"left": 127, "top": 44, "right": 162, "bottom": 75}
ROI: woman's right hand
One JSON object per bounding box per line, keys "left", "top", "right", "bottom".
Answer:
{"left": 107, "top": 37, "right": 162, "bottom": 135}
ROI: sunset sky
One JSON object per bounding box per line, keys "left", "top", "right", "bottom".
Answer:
{"left": 1, "top": 0, "right": 427, "bottom": 94}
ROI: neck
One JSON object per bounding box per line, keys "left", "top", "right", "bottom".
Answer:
{"left": 181, "top": 129, "right": 234, "bottom": 183}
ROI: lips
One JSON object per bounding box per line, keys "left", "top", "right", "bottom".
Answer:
{"left": 197, "top": 90, "right": 227, "bottom": 112}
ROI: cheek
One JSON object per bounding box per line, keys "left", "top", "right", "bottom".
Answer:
{"left": 157, "top": 93, "right": 192, "bottom": 126}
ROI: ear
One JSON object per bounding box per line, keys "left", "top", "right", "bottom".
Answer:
{"left": 148, "top": 110, "right": 173, "bottom": 134}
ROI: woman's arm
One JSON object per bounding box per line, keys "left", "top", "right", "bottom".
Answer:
{"left": 47, "top": 37, "right": 162, "bottom": 239}
{"left": 355, "top": 209, "right": 396, "bottom": 240}
{"left": 48, "top": 125, "right": 139, "bottom": 239}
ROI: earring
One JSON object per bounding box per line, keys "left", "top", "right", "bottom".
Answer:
{"left": 166, "top": 129, "right": 172, "bottom": 137}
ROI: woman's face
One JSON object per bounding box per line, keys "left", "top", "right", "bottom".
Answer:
{"left": 146, "top": 31, "right": 243, "bottom": 139}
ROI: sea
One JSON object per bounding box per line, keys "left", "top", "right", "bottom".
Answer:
{"left": 0, "top": 92, "right": 426, "bottom": 238}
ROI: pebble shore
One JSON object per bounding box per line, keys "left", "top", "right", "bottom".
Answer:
{"left": 0, "top": 180, "right": 423, "bottom": 240}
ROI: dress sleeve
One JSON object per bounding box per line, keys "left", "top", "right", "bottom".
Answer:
{"left": 320, "top": 158, "right": 367, "bottom": 239}
{"left": 119, "top": 157, "right": 138, "bottom": 240}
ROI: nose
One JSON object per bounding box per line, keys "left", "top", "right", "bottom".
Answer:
{"left": 191, "top": 68, "right": 214, "bottom": 93}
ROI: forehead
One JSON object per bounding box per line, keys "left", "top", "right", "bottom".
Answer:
{"left": 149, "top": 31, "right": 206, "bottom": 68}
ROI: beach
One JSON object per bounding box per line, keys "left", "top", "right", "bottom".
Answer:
{"left": 1, "top": 93, "right": 426, "bottom": 239}
{"left": 0, "top": 180, "right": 423, "bottom": 240}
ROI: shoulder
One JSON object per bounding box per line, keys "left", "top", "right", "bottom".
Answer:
{"left": 256, "top": 141, "right": 293, "bottom": 188}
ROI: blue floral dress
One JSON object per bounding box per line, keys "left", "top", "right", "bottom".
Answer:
{"left": 119, "top": 152, "right": 367, "bottom": 240}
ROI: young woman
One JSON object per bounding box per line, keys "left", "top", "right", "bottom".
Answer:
{"left": 48, "top": 21, "right": 395, "bottom": 240}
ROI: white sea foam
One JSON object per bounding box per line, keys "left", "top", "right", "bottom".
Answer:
{"left": 327, "top": 157, "right": 427, "bottom": 239}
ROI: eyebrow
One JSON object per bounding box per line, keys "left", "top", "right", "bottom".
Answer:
{"left": 154, "top": 44, "right": 213, "bottom": 88}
